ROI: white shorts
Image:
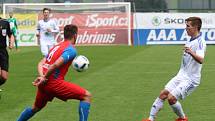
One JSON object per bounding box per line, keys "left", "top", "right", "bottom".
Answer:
{"left": 40, "top": 44, "right": 54, "bottom": 56}
{"left": 165, "top": 76, "right": 198, "bottom": 100}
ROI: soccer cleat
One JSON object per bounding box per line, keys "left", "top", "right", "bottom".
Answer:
{"left": 142, "top": 119, "right": 151, "bottom": 121}
{"left": 175, "top": 116, "right": 188, "bottom": 121}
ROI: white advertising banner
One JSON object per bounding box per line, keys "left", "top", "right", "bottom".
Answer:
{"left": 133, "top": 13, "right": 215, "bottom": 45}
{"left": 134, "top": 13, "right": 215, "bottom": 29}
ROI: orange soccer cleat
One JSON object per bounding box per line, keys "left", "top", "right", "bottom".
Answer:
{"left": 142, "top": 119, "right": 151, "bottom": 121}
{"left": 175, "top": 116, "right": 188, "bottom": 121}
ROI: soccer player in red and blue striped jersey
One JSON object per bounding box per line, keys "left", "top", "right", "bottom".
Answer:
{"left": 17, "top": 24, "right": 92, "bottom": 121}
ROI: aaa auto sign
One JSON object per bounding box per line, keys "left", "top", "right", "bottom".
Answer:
{"left": 133, "top": 13, "right": 215, "bottom": 45}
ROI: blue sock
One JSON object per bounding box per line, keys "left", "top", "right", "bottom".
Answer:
{"left": 17, "top": 107, "right": 36, "bottom": 121}
{"left": 79, "top": 101, "right": 91, "bottom": 121}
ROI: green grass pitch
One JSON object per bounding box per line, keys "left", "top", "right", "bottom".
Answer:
{"left": 0, "top": 45, "right": 214, "bottom": 121}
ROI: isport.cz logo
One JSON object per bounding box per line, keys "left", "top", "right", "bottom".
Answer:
{"left": 151, "top": 16, "right": 161, "bottom": 26}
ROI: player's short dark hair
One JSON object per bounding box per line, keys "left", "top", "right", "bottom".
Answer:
{"left": 185, "top": 17, "right": 202, "bottom": 31}
{"left": 64, "top": 24, "right": 78, "bottom": 40}
{"left": 43, "top": 8, "right": 51, "bottom": 13}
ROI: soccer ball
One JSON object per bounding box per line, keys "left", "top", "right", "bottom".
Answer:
{"left": 72, "top": 55, "right": 90, "bottom": 72}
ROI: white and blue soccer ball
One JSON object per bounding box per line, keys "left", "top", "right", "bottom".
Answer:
{"left": 72, "top": 55, "right": 90, "bottom": 72}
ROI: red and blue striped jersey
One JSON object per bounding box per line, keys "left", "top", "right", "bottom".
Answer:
{"left": 42, "top": 40, "right": 77, "bottom": 80}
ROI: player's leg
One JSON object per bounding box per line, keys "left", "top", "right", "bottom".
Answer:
{"left": 17, "top": 89, "right": 52, "bottom": 121}
{"left": 14, "top": 36, "right": 18, "bottom": 50}
{"left": 79, "top": 90, "right": 92, "bottom": 121}
{"left": 167, "top": 80, "right": 197, "bottom": 121}
{"left": 13, "top": 30, "right": 18, "bottom": 50}
{"left": 17, "top": 106, "right": 36, "bottom": 121}
{"left": 0, "top": 49, "right": 9, "bottom": 85}
{"left": 47, "top": 44, "right": 54, "bottom": 51}
{"left": 143, "top": 76, "right": 180, "bottom": 121}
{"left": 0, "top": 70, "right": 8, "bottom": 85}
{"left": 54, "top": 81, "right": 92, "bottom": 121}
{"left": 143, "top": 90, "right": 168, "bottom": 121}
{"left": 0, "top": 68, "right": 7, "bottom": 99}
{"left": 40, "top": 44, "right": 49, "bottom": 56}
{"left": 167, "top": 93, "right": 186, "bottom": 120}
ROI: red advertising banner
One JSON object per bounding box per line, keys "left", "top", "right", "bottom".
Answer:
{"left": 38, "top": 13, "right": 130, "bottom": 45}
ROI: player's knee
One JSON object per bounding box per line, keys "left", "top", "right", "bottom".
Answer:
{"left": 83, "top": 90, "right": 92, "bottom": 102}
{"left": 167, "top": 94, "right": 177, "bottom": 105}
{"left": 32, "top": 106, "right": 42, "bottom": 113}
{"left": 0, "top": 72, "right": 8, "bottom": 80}
{"left": 0, "top": 78, "right": 6, "bottom": 85}
{"left": 159, "top": 89, "right": 169, "bottom": 100}
{"left": 86, "top": 90, "right": 92, "bottom": 98}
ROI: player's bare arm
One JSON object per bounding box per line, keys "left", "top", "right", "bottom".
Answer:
{"left": 36, "top": 24, "right": 40, "bottom": 38}
{"left": 8, "top": 34, "right": 14, "bottom": 49}
{"left": 184, "top": 46, "right": 204, "bottom": 64}
{"left": 37, "top": 58, "right": 46, "bottom": 77}
{"left": 32, "top": 76, "right": 47, "bottom": 86}
{"left": 33, "top": 57, "right": 65, "bottom": 86}
{"left": 36, "top": 33, "right": 40, "bottom": 37}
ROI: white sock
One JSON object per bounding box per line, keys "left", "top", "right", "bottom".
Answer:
{"left": 170, "top": 101, "right": 185, "bottom": 118}
{"left": 149, "top": 97, "right": 164, "bottom": 121}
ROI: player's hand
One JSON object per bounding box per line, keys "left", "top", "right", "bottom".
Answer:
{"left": 36, "top": 34, "right": 40, "bottom": 38}
{"left": 9, "top": 44, "right": 13, "bottom": 49}
{"left": 184, "top": 46, "right": 193, "bottom": 55}
{"left": 32, "top": 76, "right": 47, "bottom": 87}
{"left": 9, "top": 41, "right": 14, "bottom": 49}
{"left": 47, "top": 28, "right": 52, "bottom": 32}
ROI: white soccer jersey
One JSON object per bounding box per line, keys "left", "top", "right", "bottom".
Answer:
{"left": 37, "top": 19, "right": 59, "bottom": 45}
{"left": 177, "top": 34, "right": 206, "bottom": 85}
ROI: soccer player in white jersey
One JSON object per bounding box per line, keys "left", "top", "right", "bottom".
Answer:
{"left": 142, "top": 17, "right": 206, "bottom": 121}
{"left": 36, "top": 8, "right": 59, "bottom": 56}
